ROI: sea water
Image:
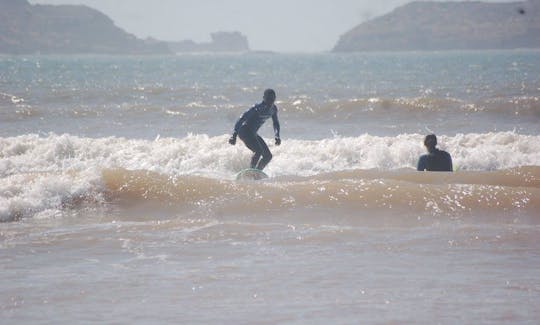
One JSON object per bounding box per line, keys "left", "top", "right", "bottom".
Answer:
{"left": 1, "top": 51, "right": 539, "bottom": 323}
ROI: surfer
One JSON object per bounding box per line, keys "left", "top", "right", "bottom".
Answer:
{"left": 228, "top": 89, "right": 281, "bottom": 170}
{"left": 417, "top": 134, "right": 453, "bottom": 172}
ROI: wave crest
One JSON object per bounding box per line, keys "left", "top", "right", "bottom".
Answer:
{"left": 102, "top": 167, "right": 540, "bottom": 226}
{"left": 1, "top": 132, "right": 539, "bottom": 222}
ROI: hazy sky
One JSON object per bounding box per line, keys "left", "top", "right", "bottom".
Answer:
{"left": 30, "top": 0, "right": 513, "bottom": 52}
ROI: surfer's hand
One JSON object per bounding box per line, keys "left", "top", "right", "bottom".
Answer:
{"left": 275, "top": 137, "right": 281, "bottom": 146}
{"left": 229, "top": 135, "right": 237, "bottom": 145}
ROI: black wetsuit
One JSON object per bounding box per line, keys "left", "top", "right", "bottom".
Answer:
{"left": 417, "top": 148, "right": 453, "bottom": 172}
{"left": 234, "top": 102, "right": 280, "bottom": 170}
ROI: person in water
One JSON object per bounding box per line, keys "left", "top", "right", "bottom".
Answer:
{"left": 417, "top": 134, "right": 453, "bottom": 172}
{"left": 229, "top": 89, "right": 281, "bottom": 170}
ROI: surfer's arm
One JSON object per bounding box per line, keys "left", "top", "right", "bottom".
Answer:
{"left": 230, "top": 109, "right": 251, "bottom": 145}
{"left": 446, "top": 153, "right": 453, "bottom": 172}
{"left": 272, "top": 110, "right": 280, "bottom": 139}
{"left": 417, "top": 155, "right": 427, "bottom": 171}
{"left": 233, "top": 107, "right": 255, "bottom": 135}
{"left": 272, "top": 110, "right": 281, "bottom": 146}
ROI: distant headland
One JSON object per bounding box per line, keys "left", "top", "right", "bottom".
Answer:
{"left": 333, "top": 0, "right": 540, "bottom": 52}
{"left": 4, "top": 0, "right": 539, "bottom": 55}
{"left": 0, "top": 0, "right": 250, "bottom": 54}
{"left": 167, "top": 32, "right": 249, "bottom": 53}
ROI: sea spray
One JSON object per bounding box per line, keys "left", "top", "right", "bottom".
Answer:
{"left": 1, "top": 132, "right": 539, "bottom": 221}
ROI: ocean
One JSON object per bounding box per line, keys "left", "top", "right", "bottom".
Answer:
{"left": 1, "top": 51, "right": 539, "bottom": 323}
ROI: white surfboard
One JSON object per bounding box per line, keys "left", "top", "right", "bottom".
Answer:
{"left": 235, "top": 168, "right": 268, "bottom": 181}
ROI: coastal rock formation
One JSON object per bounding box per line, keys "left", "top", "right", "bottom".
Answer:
{"left": 334, "top": 0, "right": 540, "bottom": 52}
{"left": 167, "top": 32, "right": 250, "bottom": 53}
{"left": 0, "top": 0, "right": 170, "bottom": 54}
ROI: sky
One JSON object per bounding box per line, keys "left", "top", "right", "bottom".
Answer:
{"left": 30, "top": 0, "right": 513, "bottom": 52}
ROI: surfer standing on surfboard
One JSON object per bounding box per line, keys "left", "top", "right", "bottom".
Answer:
{"left": 229, "top": 89, "right": 281, "bottom": 170}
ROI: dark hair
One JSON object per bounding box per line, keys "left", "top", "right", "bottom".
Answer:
{"left": 264, "top": 89, "right": 276, "bottom": 98}
{"left": 424, "top": 134, "right": 437, "bottom": 148}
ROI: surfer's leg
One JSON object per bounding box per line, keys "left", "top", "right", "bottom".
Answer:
{"left": 238, "top": 126, "right": 263, "bottom": 168}
{"left": 255, "top": 136, "right": 272, "bottom": 170}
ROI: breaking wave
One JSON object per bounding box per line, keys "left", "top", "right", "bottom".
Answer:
{"left": 1, "top": 132, "right": 539, "bottom": 222}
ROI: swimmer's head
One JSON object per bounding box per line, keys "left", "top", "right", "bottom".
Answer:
{"left": 263, "top": 89, "right": 276, "bottom": 105}
{"left": 424, "top": 134, "right": 437, "bottom": 150}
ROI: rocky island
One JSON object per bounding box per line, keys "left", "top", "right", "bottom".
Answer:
{"left": 167, "top": 32, "right": 250, "bottom": 53}
{"left": 0, "top": 0, "right": 171, "bottom": 54}
{"left": 0, "top": 0, "right": 250, "bottom": 55}
{"left": 334, "top": 0, "right": 540, "bottom": 52}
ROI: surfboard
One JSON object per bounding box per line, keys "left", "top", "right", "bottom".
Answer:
{"left": 235, "top": 168, "right": 268, "bottom": 181}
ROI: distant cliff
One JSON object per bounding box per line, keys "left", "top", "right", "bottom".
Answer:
{"left": 334, "top": 0, "right": 540, "bottom": 52}
{"left": 167, "top": 32, "right": 250, "bottom": 53}
{"left": 0, "top": 0, "right": 170, "bottom": 54}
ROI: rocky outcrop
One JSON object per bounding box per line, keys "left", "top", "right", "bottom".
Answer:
{"left": 334, "top": 0, "right": 540, "bottom": 52}
{"left": 0, "top": 0, "right": 170, "bottom": 54}
{"left": 167, "top": 32, "right": 250, "bottom": 53}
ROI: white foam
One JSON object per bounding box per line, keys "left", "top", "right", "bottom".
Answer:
{"left": 0, "top": 169, "right": 103, "bottom": 222}
{"left": 1, "top": 132, "right": 539, "bottom": 220}
{"left": 267, "top": 132, "right": 540, "bottom": 176}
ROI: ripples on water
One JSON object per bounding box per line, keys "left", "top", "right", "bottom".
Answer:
{"left": 1, "top": 52, "right": 540, "bottom": 323}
